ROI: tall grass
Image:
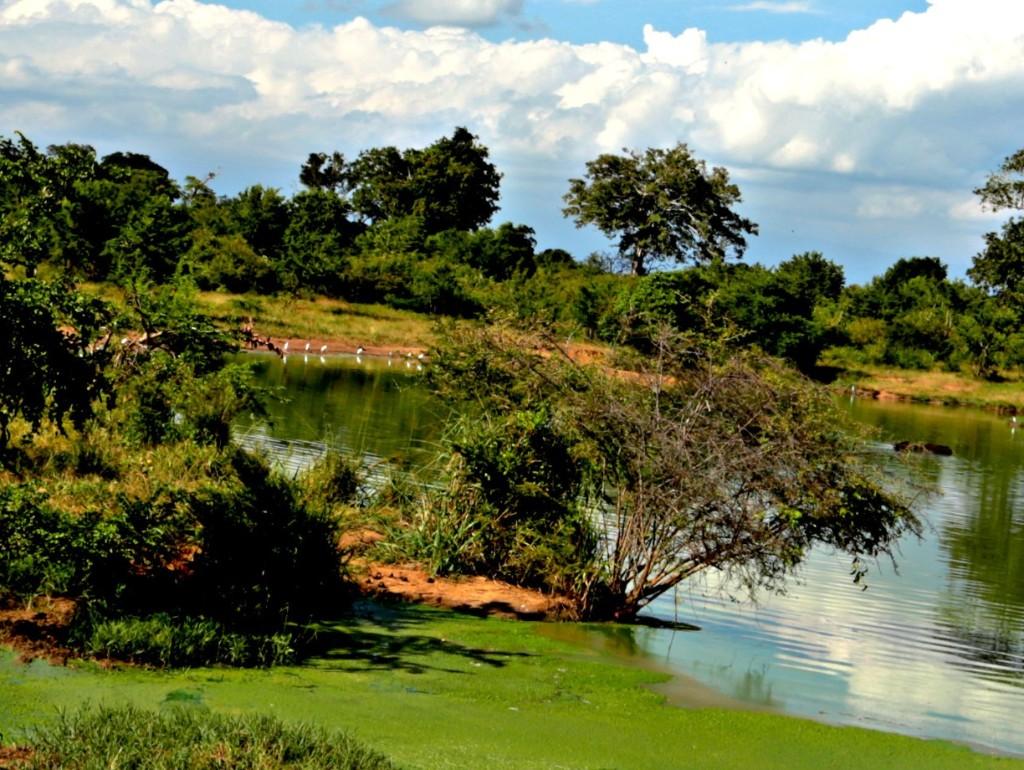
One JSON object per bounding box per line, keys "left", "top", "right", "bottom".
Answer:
{"left": 79, "top": 614, "right": 297, "bottom": 668}
{"left": 24, "top": 705, "right": 399, "bottom": 769}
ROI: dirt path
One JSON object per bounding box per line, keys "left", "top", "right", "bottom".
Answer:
{"left": 357, "top": 563, "right": 572, "bottom": 621}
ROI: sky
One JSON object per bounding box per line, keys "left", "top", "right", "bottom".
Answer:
{"left": 1, "top": 0, "right": 1021, "bottom": 283}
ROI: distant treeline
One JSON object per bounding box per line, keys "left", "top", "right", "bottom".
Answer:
{"left": 2, "top": 128, "right": 1021, "bottom": 378}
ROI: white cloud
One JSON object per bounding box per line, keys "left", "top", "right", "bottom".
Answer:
{"left": 949, "top": 197, "right": 1006, "bottom": 222}
{"left": 381, "top": 0, "right": 522, "bottom": 28}
{"left": 1, "top": 0, "right": 1021, "bottom": 278}
{"left": 856, "top": 189, "right": 925, "bottom": 220}
{"left": 728, "top": 1, "right": 817, "bottom": 13}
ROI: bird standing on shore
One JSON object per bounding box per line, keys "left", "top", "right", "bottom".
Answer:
{"left": 356, "top": 346, "right": 365, "bottom": 355}
{"left": 320, "top": 344, "right": 328, "bottom": 354}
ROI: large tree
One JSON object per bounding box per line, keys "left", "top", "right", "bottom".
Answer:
{"left": 563, "top": 143, "right": 758, "bottom": 276}
{"left": 347, "top": 127, "right": 501, "bottom": 234}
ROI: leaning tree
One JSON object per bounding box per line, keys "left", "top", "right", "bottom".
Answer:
{"left": 427, "top": 325, "right": 920, "bottom": 621}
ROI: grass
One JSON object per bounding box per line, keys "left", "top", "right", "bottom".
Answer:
{"left": 196, "top": 291, "right": 436, "bottom": 349}
{"left": 76, "top": 282, "right": 437, "bottom": 350}
{"left": 831, "top": 364, "right": 1024, "bottom": 410}
{"left": 81, "top": 614, "right": 298, "bottom": 668}
{"left": 1, "top": 601, "right": 1019, "bottom": 770}
{"left": 19, "top": 704, "right": 397, "bottom": 769}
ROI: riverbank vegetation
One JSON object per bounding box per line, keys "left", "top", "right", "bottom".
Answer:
{"left": 0, "top": 276, "right": 363, "bottom": 667}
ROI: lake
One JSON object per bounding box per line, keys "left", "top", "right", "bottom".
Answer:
{"left": 237, "top": 352, "right": 1024, "bottom": 757}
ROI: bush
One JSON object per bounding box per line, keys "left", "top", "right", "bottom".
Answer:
{"left": 186, "top": 449, "right": 345, "bottom": 626}
{"left": 392, "top": 410, "right": 598, "bottom": 597}
{"left": 301, "top": 450, "right": 362, "bottom": 509}
{"left": 24, "top": 705, "right": 398, "bottom": 769}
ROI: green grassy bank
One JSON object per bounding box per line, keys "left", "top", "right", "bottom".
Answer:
{"left": 831, "top": 364, "right": 1024, "bottom": 411}
{"left": 1, "top": 602, "right": 1017, "bottom": 770}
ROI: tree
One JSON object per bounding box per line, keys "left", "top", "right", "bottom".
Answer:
{"left": 974, "top": 148, "right": 1024, "bottom": 212}
{"left": 225, "top": 185, "right": 290, "bottom": 260}
{"left": 425, "top": 325, "right": 919, "bottom": 621}
{"left": 299, "top": 151, "right": 349, "bottom": 193}
{"left": 971, "top": 150, "right": 1024, "bottom": 303}
{"left": 563, "top": 144, "right": 758, "bottom": 276}
{"left": 73, "top": 151, "right": 189, "bottom": 282}
{"left": 279, "top": 189, "right": 362, "bottom": 294}
{"left": 964, "top": 149, "right": 1024, "bottom": 376}
{"left": 349, "top": 127, "right": 501, "bottom": 234}
{"left": 0, "top": 134, "right": 100, "bottom": 276}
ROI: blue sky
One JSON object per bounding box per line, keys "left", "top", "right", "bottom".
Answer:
{"left": 218, "top": 1, "right": 931, "bottom": 47}
{"left": 0, "top": 0, "right": 1018, "bottom": 283}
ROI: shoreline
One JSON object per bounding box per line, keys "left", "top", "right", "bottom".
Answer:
{"left": 1, "top": 602, "right": 1020, "bottom": 768}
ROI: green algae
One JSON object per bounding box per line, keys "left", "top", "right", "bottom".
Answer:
{"left": 1, "top": 602, "right": 1019, "bottom": 770}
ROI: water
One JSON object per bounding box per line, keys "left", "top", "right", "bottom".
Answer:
{"left": 240, "top": 354, "right": 1024, "bottom": 756}
{"left": 233, "top": 352, "right": 446, "bottom": 480}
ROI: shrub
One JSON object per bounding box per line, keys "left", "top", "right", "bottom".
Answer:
{"left": 186, "top": 449, "right": 345, "bottom": 626}
{"left": 392, "top": 410, "right": 599, "bottom": 597}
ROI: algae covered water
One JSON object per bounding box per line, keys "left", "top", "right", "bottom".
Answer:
{"left": 233, "top": 353, "right": 1024, "bottom": 756}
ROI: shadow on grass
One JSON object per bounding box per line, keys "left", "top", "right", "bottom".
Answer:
{"left": 301, "top": 600, "right": 533, "bottom": 675}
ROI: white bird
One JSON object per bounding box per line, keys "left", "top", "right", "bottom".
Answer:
{"left": 304, "top": 341, "right": 311, "bottom": 353}
{"left": 1011, "top": 415, "right": 1019, "bottom": 429}
{"left": 417, "top": 352, "right": 426, "bottom": 361}
{"left": 320, "top": 344, "right": 328, "bottom": 354}
{"left": 283, "top": 340, "right": 289, "bottom": 352}
{"left": 356, "top": 346, "right": 365, "bottom": 355}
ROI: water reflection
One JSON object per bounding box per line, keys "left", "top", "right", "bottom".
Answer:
{"left": 634, "top": 400, "right": 1024, "bottom": 755}
{"left": 239, "top": 357, "right": 1024, "bottom": 756}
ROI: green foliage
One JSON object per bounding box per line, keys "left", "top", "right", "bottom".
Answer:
{"left": 349, "top": 126, "right": 501, "bottom": 234}
{"left": 974, "top": 147, "right": 1024, "bottom": 212}
{"left": 563, "top": 143, "right": 758, "bottom": 276}
{"left": 279, "top": 189, "right": 362, "bottom": 295}
{"left": 301, "top": 450, "right": 363, "bottom": 509}
{"left": 0, "top": 484, "right": 189, "bottom": 604}
{"left": 0, "top": 134, "right": 99, "bottom": 276}
{"left": 80, "top": 613, "right": 297, "bottom": 667}
{"left": 181, "top": 229, "right": 277, "bottom": 294}
{"left": 24, "top": 705, "right": 398, "bottom": 770}
{"left": 0, "top": 277, "right": 111, "bottom": 451}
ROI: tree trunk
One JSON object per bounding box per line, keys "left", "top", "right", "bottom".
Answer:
{"left": 630, "top": 248, "right": 647, "bottom": 277}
